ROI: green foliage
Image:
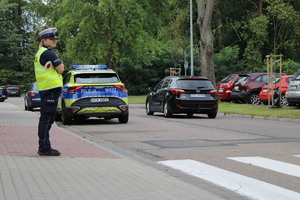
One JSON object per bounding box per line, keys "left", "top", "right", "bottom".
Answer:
{"left": 241, "top": 14, "right": 269, "bottom": 71}
{"left": 52, "top": 0, "right": 166, "bottom": 71}
{"left": 265, "top": 0, "right": 300, "bottom": 60}
{"left": 1, "top": 0, "right": 300, "bottom": 94}
{"left": 214, "top": 46, "right": 244, "bottom": 82}
{"left": 0, "top": 0, "right": 35, "bottom": 87}
{"left": 219, "top": 102, "right": 300, "bottom": 119}
{"left": 282, "top": 59, "right": 300, "bottom": 75}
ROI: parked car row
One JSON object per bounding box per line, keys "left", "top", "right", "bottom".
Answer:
{"left": 217, "top": 71, "right": 300, "bottom": 106}
{"left": 0, "top": 85, "right": 22, "bottom": 102}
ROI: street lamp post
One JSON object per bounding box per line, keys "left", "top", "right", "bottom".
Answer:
{"left": 190, "top": 0, "right": 194, "bottom": 76}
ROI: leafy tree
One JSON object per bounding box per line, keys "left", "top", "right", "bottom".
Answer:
{"left": 265, "top": 0, "right": 300, "bottom": 61}
{"left": 0, "top": 0, "right": 34, "bottom": 87}
{"left": 214, "top": 45, "right": 245, "bottom": 82}
{"left": 282, "top": 59, "right": 300, "bottom": 75}
{"left": 241, "top": 14, "right": 269, "bottom": 72}
{"left": 49, "top": 0, "right": 166, "bottom": 72}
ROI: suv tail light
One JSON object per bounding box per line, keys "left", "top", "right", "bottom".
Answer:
{"left": 170, "top": 89, "right": 186, "bottom": 94}
{"left": 114, "top": 85, "right": 128, "bottom": 93}
{"left": 68, "top": 86, "right": 84, "bottom": 93}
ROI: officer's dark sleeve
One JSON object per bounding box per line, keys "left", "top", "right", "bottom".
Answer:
{"left": 40, "top": 50, "right": 63, "bottom": 67}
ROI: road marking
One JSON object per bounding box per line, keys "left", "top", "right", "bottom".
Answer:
{"left": 294, "top": 155, "right": 300, "bottom": 158}
{"left": 228, "top": 156, "right": 300, "bottom": 178}
{"left": 158, "top": 159, "right": 300, "bottom": 200}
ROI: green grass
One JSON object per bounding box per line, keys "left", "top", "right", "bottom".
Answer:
{"left": 128, "top": 95, "right": 147, "bottom": 104}
{"left": 129, "top": 95, "right": 300, "bottom": 119}
{"left": 219, "top": 102, "right": 300, "bottom": 119}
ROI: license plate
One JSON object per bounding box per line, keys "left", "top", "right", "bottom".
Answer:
{"left": 262, "top": 89, "right": 268, "bottom": 92}
{"left": 90, "top": 98, "right": 109, "bottom": 102}
{"left": 218, "top": 89, "right": 224, "bottom": 93}
{"left": 191, "top": 94, "right": 205, "bottom": 97}
{"left": 234, "top": 86, "right": 239, "bottom": 90}
{"left": 290, "top": 85, "right": 297, "bottom": 90}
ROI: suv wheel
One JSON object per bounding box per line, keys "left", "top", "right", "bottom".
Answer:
{"left": 163, "top": 102, "right": 172, "bottom": 118}
{"left": 186, "top": 113, "right": 194, "bottom": 117}
{"left": 27, "top": 103, "right": 33, "bottom": 111}
{"left": 247, "top": 93, "right": 260, "bottom": 105}
{"left": 207, "top": 111, "right": 217, "bottom": 118}
{"left": 146, "top": 100, "right": 154, "bottom": 115}
{"left": 281, "top": 95, "right": 289, "bottom": 106}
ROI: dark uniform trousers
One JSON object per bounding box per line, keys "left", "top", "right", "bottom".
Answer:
{"left": 38, "top": 87, "right": 61, "bottom": 151}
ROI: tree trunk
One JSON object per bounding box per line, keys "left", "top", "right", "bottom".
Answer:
{"left": 258, "top": 0, "right": 263, "bottom": 15}
{"left": 196, "top": 0, "right": 216, "bottom": 86}
{"left": 216, "top": 4, "right": 223, "bottom": 50}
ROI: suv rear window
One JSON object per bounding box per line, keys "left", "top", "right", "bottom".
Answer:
{"left": 176, "top": 79, "right": 213, "bottom": 89}
{"left": 237, "top": 75, "right": 248, "bottom": 83}
{"left": 293, "top": 74, "right": 300, "bottom": 80}
{"left": 32, "top": 83, "right": 38, "bottom": 90}
{"left": 219, "top": 75, "right": 236, "bottom": 83}
{"left": 74, "top": 73, "right": 119, "bottom": 84}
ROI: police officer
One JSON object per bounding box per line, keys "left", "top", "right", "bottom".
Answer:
{"left": 34, "top": 28, "right": 64, "bottom": 156}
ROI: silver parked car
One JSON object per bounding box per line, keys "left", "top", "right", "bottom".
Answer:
{"left": 286, "top": 72, "right": 300, "bottom": 106}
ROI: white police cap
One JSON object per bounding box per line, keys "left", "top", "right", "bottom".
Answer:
{"left": 39, "top": 28, "right": 59, "bottom": 39}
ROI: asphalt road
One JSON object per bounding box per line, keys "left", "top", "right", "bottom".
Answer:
{"left": 9, "top": 97, "right": 300, "bottom": 199}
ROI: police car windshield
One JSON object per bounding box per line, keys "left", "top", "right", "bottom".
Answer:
{"left": 75, "top": 73, "right": 119, "bottom": 84}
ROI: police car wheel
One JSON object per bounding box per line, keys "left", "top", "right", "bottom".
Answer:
{"left": 61, "top": 104, "right": 72, "bottom": 125}
{"left": 62, "top": 111, "right": 72, "bottom": 125}
{"left": 55, "top": 112, "right": 62, "bottom": 121}
{"left": 118, "top": 113, "right": 129, "bottom": 123}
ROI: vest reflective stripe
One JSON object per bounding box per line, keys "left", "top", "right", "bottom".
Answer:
{"left": 34, "top": 47, "right": 62, "bottom": 91}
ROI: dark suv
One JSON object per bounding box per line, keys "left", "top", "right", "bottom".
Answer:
{"left": 6, "top": 86, "right": 21, "bottom": 97}
{"left": 146, "top": 76, "right": 218, "bottom": 118}
{"left": 231, "top": 73, "right": 269, "bottom": 105}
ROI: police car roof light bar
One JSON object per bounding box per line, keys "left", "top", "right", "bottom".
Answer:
{"left": 71, "top": 65, "right": 107, "bottom": 70}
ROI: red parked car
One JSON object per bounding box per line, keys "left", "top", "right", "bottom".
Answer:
{"left": 216, "top": 74, "right": 248, "bottom": 102}
{"left": 259, "top": 75, "right": 294, "bottom": 106}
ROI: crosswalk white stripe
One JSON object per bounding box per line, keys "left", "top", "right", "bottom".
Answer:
{"left": 158, "top": 159, "right": 300, "bottom": 200}
{"left": 228, "top": 156, "right": 300, "bottom": 178}
{"left": 294, "top": 155, "right": 300, "bottom": 158}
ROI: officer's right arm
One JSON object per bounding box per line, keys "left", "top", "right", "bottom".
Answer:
{"left": 55, "top": 63, "right": 64, "bottom": 74}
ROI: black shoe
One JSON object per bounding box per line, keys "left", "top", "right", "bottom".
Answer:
{"left": 38, "top": 148, "right": 61, "bottom": 156}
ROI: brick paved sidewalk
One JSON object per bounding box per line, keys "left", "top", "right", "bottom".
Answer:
{"left": 0, "top": 101, "right": 228, "bottom": 200}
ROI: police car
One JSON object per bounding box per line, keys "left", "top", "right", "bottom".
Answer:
{"left": 56, "top": 65, "right": 129, "bottom": 125}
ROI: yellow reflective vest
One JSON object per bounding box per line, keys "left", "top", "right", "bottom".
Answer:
{"left": 34, "top": 47, "right": 62, "bottom": 91}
